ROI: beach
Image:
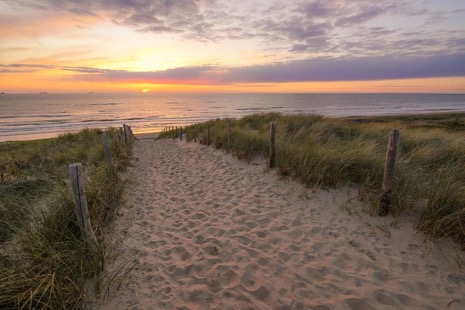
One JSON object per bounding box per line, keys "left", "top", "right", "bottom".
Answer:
{"left": 100, "top": 137, "right": 465, "bottom": 309}
{"left": 2, "top": 93, "right": 465, "bottom": 142}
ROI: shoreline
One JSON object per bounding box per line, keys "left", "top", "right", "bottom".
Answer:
{"left": 2, "top": 111, "right": 465, "bottom": 144}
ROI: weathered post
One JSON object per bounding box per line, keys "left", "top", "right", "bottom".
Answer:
{"left": 186, "top": 127, "right": 189, "bottom": 142}
{"left": 379, "top": 129, "right": 400, "bottom": 216}
{"left": 124, "top": 125, "right": 131, "bottom": 144}
{"left": 123, "top": 124, "right": 130, "bottom": 145}
{"left": 68, "top": 163, "right": 96, "bottom": 246}
{"left": 207, "top": 124, "right": 211, "bottom": 146}
{"left": 119, "top": 127, "right": 125, "bottom": 146}
{"left": 101, "top": 133, "right": 113, "bottom": 169}
{"left": 269, "top": 121, "right": 276, "bottom": 168}
{"left": 180, "top": 127, "right": 183, "bottom": 141}
{"left": 194, "top": 125, "right": 197, "bottom": 143}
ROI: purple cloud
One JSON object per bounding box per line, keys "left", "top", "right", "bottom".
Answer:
{"left": 0, "top": 64, "right": 55, "bottom": 69}
{"left": 335, "top": 5, "right": 393, "bottom": 26}
{"left": 216, "top": 53, "right": 465, "bottom": 83}
{"left": 301, "top": 1, "right": 333, "bottom": 18}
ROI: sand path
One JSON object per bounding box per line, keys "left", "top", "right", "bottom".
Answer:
{"left": 101, "top": 138, "right": 464, "bottom": 309}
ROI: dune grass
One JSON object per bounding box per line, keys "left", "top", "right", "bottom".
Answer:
{"left": 160, "top": 113, "right": 465, "bottom": 247}
{"left": 0, "top": 128, "right": 132, "bottom": 309}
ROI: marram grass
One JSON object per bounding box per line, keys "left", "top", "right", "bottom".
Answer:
{"left": 0, "top": 128, "right": 132, "bottom": 309}
{"left": 160, "top": 113, "right": 465, "bottom": 247}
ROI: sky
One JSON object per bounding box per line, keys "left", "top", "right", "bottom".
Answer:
{"left": 0, "top": 0, "right": 465, "bottom": 93}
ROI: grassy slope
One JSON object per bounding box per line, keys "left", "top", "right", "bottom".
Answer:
{"left": 0, "top": 129, "right": 131, "bottom": 309}
{"left": 161, "top": 113, "right": 465, "bottom": 247}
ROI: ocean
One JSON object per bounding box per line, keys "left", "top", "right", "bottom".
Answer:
{"left": 1, "top": 92, "right": 465, "bottom": 142}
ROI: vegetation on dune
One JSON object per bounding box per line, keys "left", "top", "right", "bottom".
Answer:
{"left": 0, "top": 128, "right": 132, "bottom": 309}
{"left": 160, "top": 113, "right": 465, "bottom": 247}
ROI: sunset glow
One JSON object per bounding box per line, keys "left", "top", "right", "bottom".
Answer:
{"left": 1, "top": 0, "right": 465, "bottom": 93}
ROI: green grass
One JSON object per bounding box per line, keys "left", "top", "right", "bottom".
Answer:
{"left": 0, "top": 128, "right": 132, "bottom": 309}
{"left": 160, "top": 113, "right": 465, "bottom": 248}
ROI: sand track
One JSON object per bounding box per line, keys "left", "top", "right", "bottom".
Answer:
{"left": 101, "top": 139, "right": 464, "bottom": 309}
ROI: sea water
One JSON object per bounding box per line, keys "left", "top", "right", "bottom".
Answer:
{"left": 1, "top": 92, "right": 465, "bottom": 142}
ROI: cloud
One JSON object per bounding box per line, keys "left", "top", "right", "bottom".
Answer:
{"left": 103, "top": 65, "right": 216, "bottom": 82}
{"left": 6, "top": 0, "right": 216, "bottom": 38}
{"left": 2, "top": 0, "right": 465, "bottom": 76}
{"left": 4, "top": 53, "right": 464, "bottom": 84}
{"left": 0, "top": 63, "right": 55, "bottom": 69}
{"left": 301, "top": 1, "right": 333, "bottom": 18}
{"left": 260, "top": 20, "right": 332, "bottom": 41}
{"left": 61, "top": 66, "right": 111, "bottom": 73}
{"left": 0, "top": 69, "right": 36, "bottom": 73}
{"left": 335, "top": 4, "right": 394, "bottom": 26}
{"left": 3, "top": 0, "right": 464, "bottom": 59}
{"left": 217, "top": 53, "right": 465, "bottom": 83}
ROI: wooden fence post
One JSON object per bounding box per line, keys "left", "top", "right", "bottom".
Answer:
{"left": 68, "top": 163, "right": 96, "bottom": 246}
{"left": 194, "top": 124, "right": 197, "bottom": 143}
{"left": 180, "top": 127, "right": 183, "bottom": 141}
{"left": 228, "top": 119, "right": 232, "bottom": 150}
{"left": 269, "top": 121, "right": 277, "bottom": 168}
{"left": 379, "top": 129, "right": 400, "bottom": 216}
{"left": 122, "top": 124, "right": 128, "bottom": 145}
{"left": 125, "top": 125, "right": 131, "bottom": 144}
{"left": 207, "top": 124, "right": 211, "bottom": 146}
{"left": 186, "top": 127, "right": 189, "bottom": 141}
{"left": 101, "top": 133, "right": 113, "bottom": 169}
{"left": 119, "top": 127, "right": 125, "bottom": 146}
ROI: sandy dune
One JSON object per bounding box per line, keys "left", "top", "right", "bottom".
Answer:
{"left": 100, "top": 138, "right": 464, "bottom": 309}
